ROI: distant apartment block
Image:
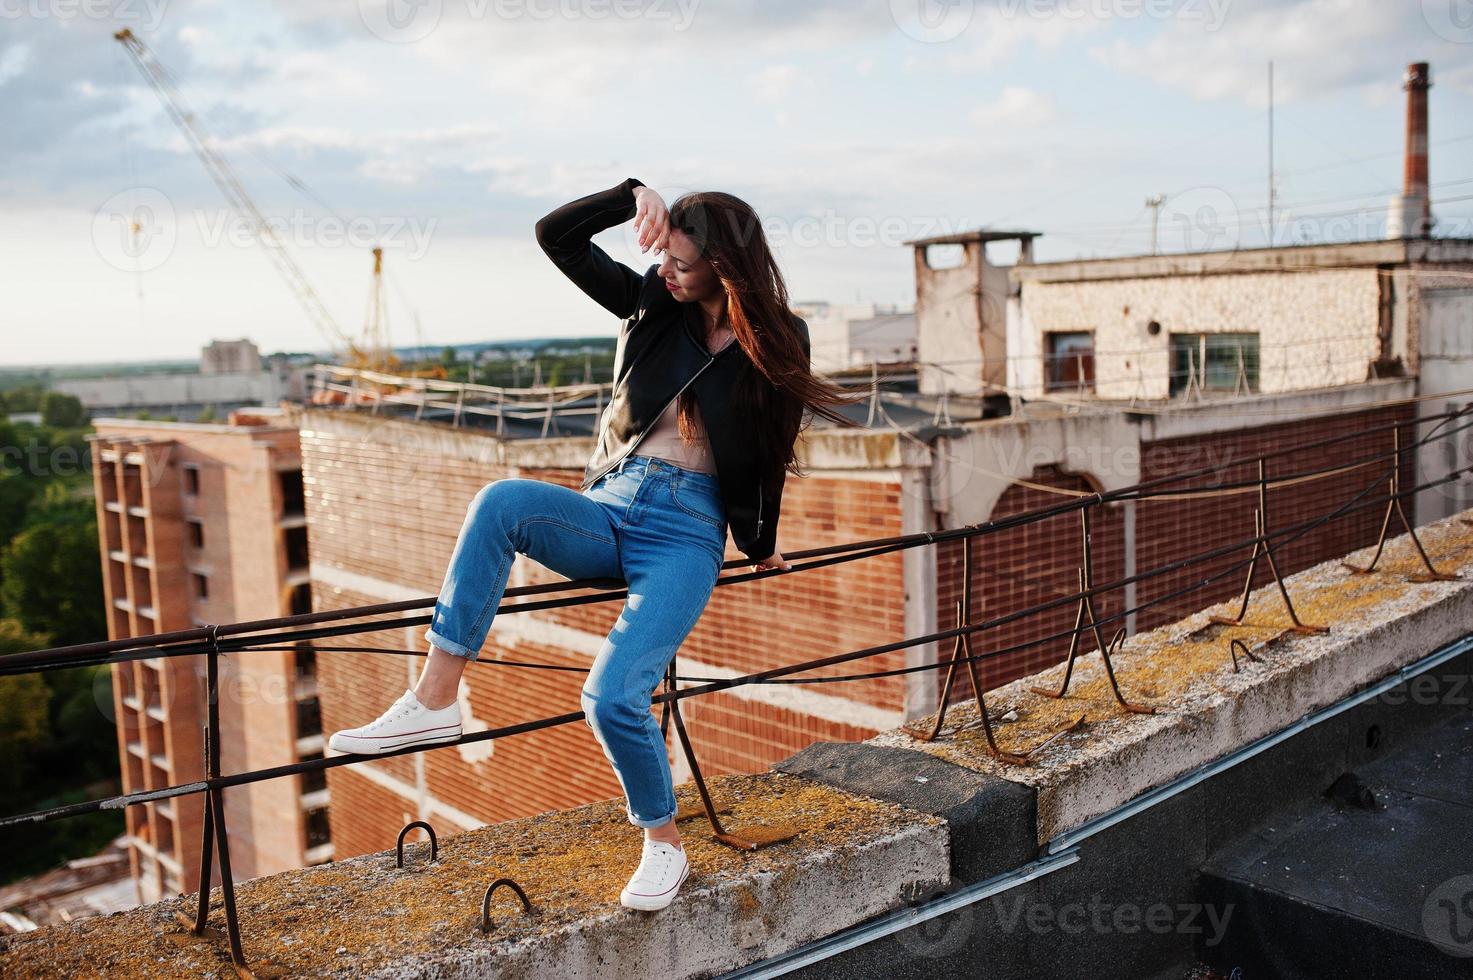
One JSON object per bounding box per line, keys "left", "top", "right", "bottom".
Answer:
{"left": 200, "top": 339, "right": 262, "bottom": 375}
{"left": 57, "top": 339, "right": 310, "bottom": 422}
{"left": 88, "top": 410, "right": 327, "bottom": 905}
{"left": 793, "top": 301, "right": 918, "bottom": 374}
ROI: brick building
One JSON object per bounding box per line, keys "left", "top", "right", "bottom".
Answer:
{"left": 88, "top": 410, "right": 327, "bottom": 904}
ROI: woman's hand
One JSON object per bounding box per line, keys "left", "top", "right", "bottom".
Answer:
{"left": 632, "top": 186, "right": 671, "bottom": 254}
{"left": 751, "top": 548, "right": 792, "bottom": 573}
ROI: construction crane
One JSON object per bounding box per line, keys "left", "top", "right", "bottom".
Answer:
{"left": 113, "top": 28, "right": 395, "bottom": 374}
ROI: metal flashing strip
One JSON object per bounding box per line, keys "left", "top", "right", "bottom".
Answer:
{"left": 722, "top": 630, "right": 1473, "bottom": 978}
{"left": 718, "top": 848, "right": 1081, "bottom": 979}
{"left": 1045, "top": 630, "right": 1473, "bottom": 855}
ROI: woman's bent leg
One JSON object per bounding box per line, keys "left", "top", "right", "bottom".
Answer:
{"left": 425, "top": 478, "right": 622, "bottom": 661}
{"left": 580, "top": 546, "right": 721, "bottom": 830}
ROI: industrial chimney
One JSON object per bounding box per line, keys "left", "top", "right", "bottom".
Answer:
{"left": 1387, "top": 62, "right": 1432, "bottom": 239}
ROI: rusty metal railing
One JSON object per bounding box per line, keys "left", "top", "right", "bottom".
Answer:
{"left": 2, "top": 403, "right": 1470, "bottom": 972}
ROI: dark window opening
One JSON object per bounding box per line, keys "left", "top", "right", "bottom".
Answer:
{"left": 183, "top": 466, "right": 200, "bottom": 496}
{"left": 279, "top": 470, "right": 306, "bottom": 517}
{"left": 290, "top": 583, "right": 312, "bottom": 616}
{"left": 193, "top": 573, "right": 209, "bottom": 600}
{"left": 294, "top": 642, "right": 316, "bottom": 682}
{"left": 295, "top": 696, "right": 322, "bottom": 738}
{"left": 1170, "top": 332, "right": 1259, "bottom": 396}
{"left": 188, "top": 520, "right": 204, "bottom": 550}
{"left": 285, "top": 526, "right": 310, "bottom": 571}
{"left": 305, "top": 806, "right": 331, "bottom": 849}
{"left": 299, "top": 751, "right": 327, "bottom": 795}
{"left": 1045, "top": 331, "right": 1095, "bottom": 392}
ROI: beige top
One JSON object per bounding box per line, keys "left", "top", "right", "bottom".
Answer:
{"left": 637, "top": 329, "right": 734, "bottom": 475}
{"left": 639, "top": 395, "right": 716, "bottom": 474}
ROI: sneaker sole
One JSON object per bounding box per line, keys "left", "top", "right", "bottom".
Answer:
{"left": 328, "top": 726, "right": 462, "bottom": 756}
{"left": 619, "top": 860, "right": 690, "bottom": 911}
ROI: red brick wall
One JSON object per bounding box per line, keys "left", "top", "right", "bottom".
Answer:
{"left": 1133, "top": 403, "right": 1417, "bottom": 632}
{"left": 304, "top": 419, "right": 907, "bottom": 859}
{"left": 935, "top": 403, "right": 1417, "bottom": 701}
{"left": 936, "top": 466, "right": 1127, "bottom": 698}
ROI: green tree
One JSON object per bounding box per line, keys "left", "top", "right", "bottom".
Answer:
{"left": 39, "top": 391, "right": 86, "bottom": 429}
{"left": 0, "top": 620, "right": 52, "bottom": 797}
{"left": 1, "top": 517, "right": 106, "bottom": 648}
{"left": 1, "top": 384, "right": 45, "bottom": 414}
{"left": 0, "top": 618, "right": 122, "bottom": 886}
{"left": 0, "top": 472, "right": 35, "bottom": 550}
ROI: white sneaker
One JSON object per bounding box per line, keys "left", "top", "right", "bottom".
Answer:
{"left": 619, "top": 838, "right": 690, "bottom": 911}
{"left": 327, "top": 689, "right": 462, "bottom": 755}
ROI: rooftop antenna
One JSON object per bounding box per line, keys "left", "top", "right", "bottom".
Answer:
{"left": 1267, "top": 60, "right": 1276, "bottom": 247}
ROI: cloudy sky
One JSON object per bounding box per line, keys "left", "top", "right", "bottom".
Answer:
{"left": 2, "top": 0, "right": 1471, "bottom": 366}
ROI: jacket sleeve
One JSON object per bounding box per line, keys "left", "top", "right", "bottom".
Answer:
{"left": 746, "top": 317, "right": 812, "bottom": 563}
{"left": 534, "top": 177, "right": 648, "bottom": 319}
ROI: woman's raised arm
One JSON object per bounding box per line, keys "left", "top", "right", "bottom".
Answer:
{"left": 534, "top": 177, "right": 659, "bottom": 319}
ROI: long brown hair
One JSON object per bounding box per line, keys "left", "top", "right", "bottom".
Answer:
{"left": 668, "top": 190, "right": 866, "bottom": 488}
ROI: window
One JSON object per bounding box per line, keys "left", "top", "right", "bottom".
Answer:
{"left": 294, "top": 642, "right": 316, "bottom": 682}
{"left": 285, "top": 526, "right": 309, "bottom": 571}
{"left": 1045, "top": 331, "right": 1095, "bottom": 392}
{"left": 193, "top": 573, "right": 209, "bottom": 600}
{"left": 299, "top": 751, "right": 327, "bottom": 795}
{"left": 188, "top": 520, "right": 204, "bottom": 550}
{"left": 289, "top": 583, "right": 312, "bottom": 616}
{"left": 295, "top": 696, "right": 322, "bottom": 738}
{"left": 183, "top": 465, "right": 200, "bottom": 496}
{"left": 1170, "top": 332, "right": 1259, "bottom": 396}
{"left": 279, "top": 470, "right": 306, "bottom": 517}
{"left": 305, "top": 806, "right": 331, "bottom": 849}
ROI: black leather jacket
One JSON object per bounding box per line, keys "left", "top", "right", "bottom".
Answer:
{"left": 535, "top": 177, "right": 807, "bottom": 563}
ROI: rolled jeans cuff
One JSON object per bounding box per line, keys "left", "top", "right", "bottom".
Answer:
{"left": 627, "top": 804, "right": 678, "bottom": 829}
{"left": 424, "top": 628, "right": 479, "bottom": 662}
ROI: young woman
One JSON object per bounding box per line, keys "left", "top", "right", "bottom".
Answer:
{"left": 329, "top": 177, "right": 862, "bottom": 911}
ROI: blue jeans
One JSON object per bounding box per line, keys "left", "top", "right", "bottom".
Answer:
{"left": 424, "top": 455, "right": 727, "bottom": 828}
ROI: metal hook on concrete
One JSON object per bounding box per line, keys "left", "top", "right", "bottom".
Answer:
{"left": 1228, "top": 638, "right": 1261, "bottom": 673}
{"left": 396, "top": 820, "right": 438, "bottom": 869}
{"left": 481, "top": 878, "right": 535, "bottom": 934}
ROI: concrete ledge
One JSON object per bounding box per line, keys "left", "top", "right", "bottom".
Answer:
{"left": 0, "top": 773, "right": 947, "bottom": 979}
{"left": 773, "top": 741, "right": 1036, "bottom": 883}
{"left": 9, "top": 509, "right": 1473, "bottom": 978}
{"left": 871, "top": 509, "right": 1473, "bottom": 844}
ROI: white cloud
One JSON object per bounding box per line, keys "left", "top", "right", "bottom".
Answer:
{"left": 752, "top": 64, "right": 800, "bottom": 103}
{"left": 1090, "top": 0, "right": 1431, "bottom": 106}
{"left": 970, "top": 86, "right": 1061, "bottom": 128}
{"left": 0, "top": 43, "right": 31, "bottom": 87}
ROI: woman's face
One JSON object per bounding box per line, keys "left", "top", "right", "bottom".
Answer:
{"left": 657, "top": 228, "right": 721, "bottom": 304}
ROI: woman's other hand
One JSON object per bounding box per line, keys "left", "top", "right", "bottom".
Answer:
{"left": 751, "top": 548, "right": 792, "bottom": 573}
{"left": 632, "top": 186, "right": 671, "bottom": 254}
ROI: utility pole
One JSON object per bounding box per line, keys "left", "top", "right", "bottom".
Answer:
{"left": 1146, "top": 194, "right": 1166, "bottom": 254}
